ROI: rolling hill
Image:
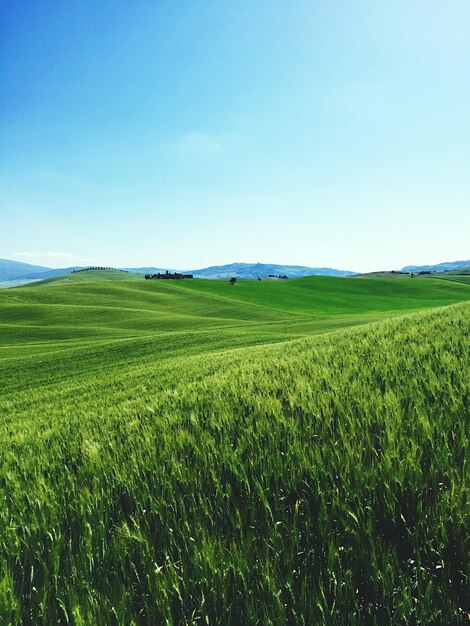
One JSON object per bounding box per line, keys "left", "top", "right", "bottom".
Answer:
{"left": 3, "top": 258, "right": 470, "bottom": 284}
{"left": 0, "top": 259, "right": 355, "bottom": 284}
{"left": 401, "top": 259, "right": 470, "bottom": 272}
{"left": 0, "top": 258, "right": 50, "bottom": 281}
{"left": 186, "top": 262, "right": 355, "bottom": 278}
{"left": 2, "top": 272, "right": 469, "bottom": 353}
{"left": 1, "top": 271, "right": 469, "bottom": 624}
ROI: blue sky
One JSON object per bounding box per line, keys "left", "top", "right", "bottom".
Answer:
{"left": 1, "top": 0, "right": 469, "bottom": 271}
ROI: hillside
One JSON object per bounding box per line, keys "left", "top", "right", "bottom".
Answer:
{"left": 186, "top": 262, "right": 355, "bottom": 278}
{"left": 160, "top": 274, "right": 470, "bottom": 317}
{"left": 1, "top": 275, "right": 469, "bottom": 624}
{"left": 426, "top": 268, "right": 470, "bottom": 285}
{"left": 11, "top": 265, "right": 82, "bottom": 280}
{"left": 30, "top": 268, "right": 142, "bottom": 287}
{"left": 354, "top": 271, "right": 410, "bottom": 278}
{"left": 354, "top": 269, "right": 470, "bottom": 288}
{"left": 2, "top": 275, "right": 469, "bottom": 357}
{"left": 0, "top": 261, "right": 119, "bottom": 285}
{"left": 436, "top": 267, "right": 470, "bottom": 275}
{"left": 0, "top": 258, "right": 49, "bottom": 281}
{"left": 0, "top": 259, "right": 355, "bottom": 284}
{"left": 401, "top": 259, "right": 470, "bottom": 272}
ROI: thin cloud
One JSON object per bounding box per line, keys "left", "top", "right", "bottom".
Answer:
{"left": 181, "top": 132, "right": 223, "bottom": 154}
{"left": 173, "top": 131, "right": 241, "bottom": 157}
{"left": 12, "top": 252, "right": 79, "bottom": 260}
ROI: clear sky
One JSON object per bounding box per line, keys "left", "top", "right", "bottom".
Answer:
{"left": 1, "top": 0, "right": 469, "bottom": 272}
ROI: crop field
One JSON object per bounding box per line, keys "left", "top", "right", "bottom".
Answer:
{"left": 0, "top": 272, "right": 469, "bottom": 625}
{"left": 432, "top": 275, "right": 470, "bottom": 286}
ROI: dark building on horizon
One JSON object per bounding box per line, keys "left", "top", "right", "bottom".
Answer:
{"left": 145, "top": 270, "right": 193, "bottom": 280}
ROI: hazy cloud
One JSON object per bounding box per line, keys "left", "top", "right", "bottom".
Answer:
{"left": 173, "top": 131, "right": 241, "bottom": 157}
{"left": 183, "top": 132, "right": 223, "bottom": 154}
{"left": 12, "top": 252, "right": 79, "bottom": 260}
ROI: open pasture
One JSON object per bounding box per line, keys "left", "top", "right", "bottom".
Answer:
{"left": 0, "top": 272, "right": 469, "bottom": 624}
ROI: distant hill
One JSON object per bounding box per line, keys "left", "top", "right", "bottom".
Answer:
{"left": 5, "top": 257, "right": 470, "bottom": 284}
{"left": 14, "top": 266, "right": 83, "bottom": 280}
{"left": 434, "top": 267, "right": 470, "bottom": 276}
{"left": 122, "top": 267, "right": 175, "bottom": 275}
{"left": 34, "top": 269, "right": 143, "bottom": 286}
{"left": 0, "top": 261, "right": 110, "bottom": 286}
{"left": 146, "top": 263, "right": 354, "bottom": 279}
{"left": 193, "top": 263, "right": 354, "bottom": 278}
{"left": 1, "top": 259, "right": 354, "bottom": 284}
{"left": 125, "top": 263, "right": 355, "bottom": 279}
{"left": 0, "top": 278, "right": 44, "bottom": 289}
{"left": 3, "top": 258, "right": 469, "bottom": 283}
{"left": 355, "top": 271, "right": 410, "bottom": 279}
{"left": 0, "top": 258, "right": 50, "bottom": 281}
{"left": 401, "top": 260, "right": 470, "bottom": 273}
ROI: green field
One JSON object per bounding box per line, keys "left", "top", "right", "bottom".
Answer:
{"left": 1, "top": 271, "right": 469, "bottom": 624}
{"left": 428, "top": 269, "right": 470, "bottom": 286}
{"left": 354, "top": 268, "right": 470, "bottom": 287}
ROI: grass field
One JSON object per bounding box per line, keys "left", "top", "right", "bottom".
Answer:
{"left": 0, "top": 271, "right": 469, "bottom": 624}
{"left": 428, "top": 271, "right": 470, "bottom": 286}
{"left": 354, "top": 269, "right": 470, "bottom": 287}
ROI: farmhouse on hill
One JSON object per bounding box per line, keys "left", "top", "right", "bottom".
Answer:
{"left": 145, "top": 270, "right": 193, "bottom": 280}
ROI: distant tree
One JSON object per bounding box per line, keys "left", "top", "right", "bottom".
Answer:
{"left": 257, "top": 277, "right": 261, "bottom": 281}
{"left": 229, "top": 277, "right": 237, "bottom": 285}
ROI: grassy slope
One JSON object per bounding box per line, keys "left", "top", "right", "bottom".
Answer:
{"left": 0, "top": 272, "right": 469, "bottom": 624}
{"left": 431, "top": 274, "right": 470, "bottom": 286}
{"left": 354, "top": 271, "right": 411, "bottom": 278}
{"left": 432, "top": 268, "right": 470, "bottom": 276}
{"left": 0, "top": 304, "right": 469, "bottom": 625}
{"left": 1, "top": 272, "right": 469, "bottom": 425}
{"left": 173, "top": 275, "right": 470, "bottom": 316}
{"left": 1, "top": 273, "right": 469, "bottom": 365}
{"left": 30, "top": 269, "right": 143, "bottom": 285}
{"left": 411, "top": 268, "right": 470, "bottom": 287}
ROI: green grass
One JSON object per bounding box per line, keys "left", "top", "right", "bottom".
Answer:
{"left": 354, "top": 271, "right": 411, "bottom": 278}
{"left": 174, "top": 274, "right": 470, "bottom": 315}
{"left": 429, "top": 274, "right": 470, "bottom": 286}
{"left": 432, "top": 268, "right": 470, "bottom": 276}
{"left": 0, "top": 273, "right": 469, "bottom": 624}
{"left": 31, "top": 268, "right": 144, "bottom": 286}
{"left": 0, "top": 274, "right": 468, "bottom": 369}
{"left": 409, "top": 268, "right": 470, "bottom": 287}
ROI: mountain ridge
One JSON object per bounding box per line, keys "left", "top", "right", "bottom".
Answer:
{"left": 0, "top": 259, "right": 355, "bottom": 282}
{"left": 2, "top": 258, "right": 469, "bottom": 285}
{"left": 0, "top": 258, "right": 50, "bottom": 281}
{"left": 182, "top": 263, "right": 354, "bottom": 279}
{"left": 401, "top": 260, "right": 470, "bottom": 273}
